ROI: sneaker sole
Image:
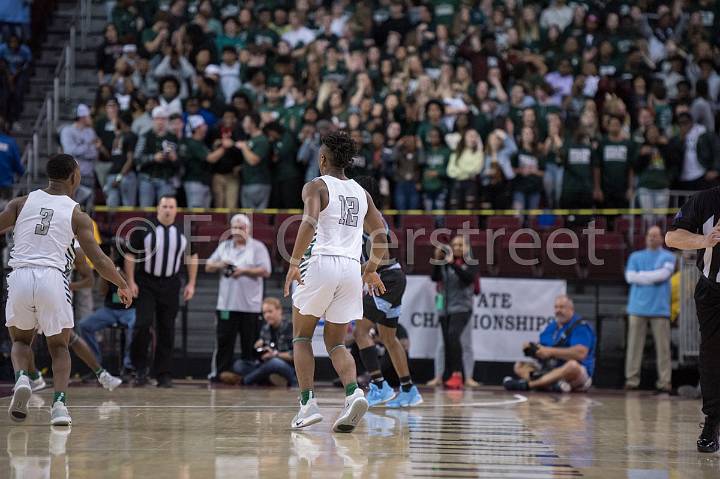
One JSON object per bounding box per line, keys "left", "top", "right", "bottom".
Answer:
{"left": 333, "top": 397, "right": 369, "bottom": 433}
{"left": 290, "top": 413, "right": 323, "bottom": 430}
{"left": 8, "top": 384, "right": 32, "bottom": 422}
{"left": 31, "top": 382, "right": 47, "bottom": 393}
{"left": 406, "top": 396, "right": 424, "bottom": 408}
{"left": 51, "top": 415, "right": 72, "bottom": 426}
{"left": 368, "top": 391, "right": 397, "bottom": 408}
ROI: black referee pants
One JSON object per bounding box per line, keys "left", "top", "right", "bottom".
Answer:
{"left": 211, "top": 311, "right": 261, "bottom": 377}
{"left": 695, "top": 276, "right": 720, "bottom": 419}
{"left": 131, "top": 274, "right": 180, "bottom": 377}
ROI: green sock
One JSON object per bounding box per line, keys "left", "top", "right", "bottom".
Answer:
{"left": 94, "top": 367, "right": 105, "bottom": 377}
{"left": 345, "top": 383, "right": 358, "bottom": 396}
{"left": 300, "top": 389, "right": 313, "bottom": 405}
{"left": 28, "top": 370, "right": 40, "bottom": 380}
{"left": 53, "top": 392, "right": 67, "bottom": 405}
{"left": 15, "top": 370, "right": 27, "bottom": 382}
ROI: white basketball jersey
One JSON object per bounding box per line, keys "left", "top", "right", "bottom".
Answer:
{"left": 307, "top": 175, "right": 368, "bottom": 261}
{"left": 9, "top": 189, "right": 78, "bottom": 274}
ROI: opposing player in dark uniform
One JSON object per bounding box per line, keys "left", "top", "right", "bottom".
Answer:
{"left": 353, "top": 176, "right": 423, "bottom": 408}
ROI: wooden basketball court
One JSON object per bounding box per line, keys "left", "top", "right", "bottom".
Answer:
{"left": 1, "top": 385, "right": 717, "bottom": 478}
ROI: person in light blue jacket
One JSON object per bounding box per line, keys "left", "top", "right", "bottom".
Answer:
{"left": 624, "top": 226, "right": 676, "bottom": 393}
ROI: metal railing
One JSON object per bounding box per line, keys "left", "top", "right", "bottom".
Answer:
{"left": 679, "top": 253, "right": 700, "bottom": 365}
{"left": 20, "top": 0, "right": 91, "bottom": 189}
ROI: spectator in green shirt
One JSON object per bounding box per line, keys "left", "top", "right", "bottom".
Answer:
{"left": 264, "top": 121, "right": 302, "bottom": 208}
{"left": 511, "top": 126, "right": 545, "bottom": 210}
{"left": 561, "top": 129, "right": 596, "bottom": 209}
{"left": 236, "top": 112, "right": 272, "bottom": 209}
{"left": 215, "top": 17, "right": 246, "bottom": 57}
{"left": 421, "top": 127, "right": 450, "bottom": 210}
{"left": 636, "top": 124, "right": 679, "bottom": 227}
{"left": 593, "top": 114, "right": 636, "bottom": 208}
{"left": 181, "top": 115, "right": 224, "bottom": 208}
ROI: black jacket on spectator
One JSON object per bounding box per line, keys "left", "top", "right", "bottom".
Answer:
{"left": 135, "top": 131, "right": 180, "bottom": 179}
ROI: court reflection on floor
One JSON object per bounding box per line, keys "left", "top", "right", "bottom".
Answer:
{"left": 2, "top": 387, "right": 720, "bottom": 478}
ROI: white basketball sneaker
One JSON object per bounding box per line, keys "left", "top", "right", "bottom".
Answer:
{"left": 290, "top": 395, "right": 323, "bottom": 430}
{"left": 31, "top": 372, "right": 47, "bottom": 392}
{"left": 8, "top": 375, "right": 32, "bottom": 422}
{"left": 50, "top": 401, "right": 72, "bottom": 426}
{"left": 332, "top": 389, "right": 369, "bottom": 433}
{"left": 98, "top": 370, "right": 123, "bottom": 391}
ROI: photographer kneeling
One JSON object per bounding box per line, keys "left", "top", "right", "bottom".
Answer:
{"left": 219, "top": 298, "right": 297, "bottom": 387}
{"left": 504, "top": 295, "right": 596, "bottom": 393}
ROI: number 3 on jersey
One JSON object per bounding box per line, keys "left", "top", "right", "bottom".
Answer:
{"left": 338, "top": 195, "right": 359, "bottom": 227}
{"left": 35, "top": 208, "right": 54, "bottom": 235}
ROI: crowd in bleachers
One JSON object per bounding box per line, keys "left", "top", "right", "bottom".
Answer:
{"left": 50, "top": 0, "right": 720, "bottom": 213}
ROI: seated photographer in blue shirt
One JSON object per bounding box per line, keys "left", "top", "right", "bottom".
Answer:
{"left": 504, "top": 295, "right": 596, "bottom": 392}
{"left": 624, "top": 226, "right": 676, "bottom": 393}
{"left": 219, "top": 297, "right": 297, "bottom": 387}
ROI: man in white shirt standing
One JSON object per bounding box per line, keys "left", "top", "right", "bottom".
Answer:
{"left": 206, "top": 214, "right": 272, "bottom": 381}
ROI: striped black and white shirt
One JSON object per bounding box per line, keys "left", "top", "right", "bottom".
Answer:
{"left": 670, "top": 187, "right": 720, "bottom": 280}
{"left": 130, "top": 219, "right": 193, "bottom": 278}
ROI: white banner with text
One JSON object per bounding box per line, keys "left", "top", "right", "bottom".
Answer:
{"left": 398, "top": 276, "right": 566, "bottom": 362}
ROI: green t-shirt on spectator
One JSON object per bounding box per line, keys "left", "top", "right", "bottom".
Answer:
{"left": 561, "top": 142, "right": 595, "bottom": 206}
{"left": 249, "top": 28, "right": 279, "bottom": 47}
{"left": 112, "top": 7, "right": 139, "bottom": 40}
{"left": 422, "top": 145, "right": 450, "bottom": 192}
{"left": 243, "top": 134, "right": 271, "bottom": 185}
{"left": 430, "top": 0, "right": 460, "bottom": 25}
{"left": 417, "top": 121, "right": 447, "bottom": 148}
{"left": 180, "top": 138, "right": 212, "bottom": 185}
{"left": 511, "top": 149, "right": 545, "bottom": 194}
{"left": 637, "top": 146, "right": 670, "bottom": 190}
{"left": 215, "top": 34, "right": 246, "bottom": 56}
{"left": 598, "top": 58, "right": 624, "bottom": 78}
{"left": 281, "top": 104, "right": 306, "bottom": 134}
{"left": 598, "top": 138, "right": 636, "bottom": 196}
{"left": 271, "top": 131, "right": 300, "bottom": 182}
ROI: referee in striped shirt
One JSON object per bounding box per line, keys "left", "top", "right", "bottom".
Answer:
{"left": 124, "top": 195, "right": 198, "bottom": 388}
{"left": 667, "top": 187, "right": 720, "bottom": 453}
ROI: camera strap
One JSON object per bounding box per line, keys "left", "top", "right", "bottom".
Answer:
{"left": 552, "top": 317, "right": 586, "bottom": 348}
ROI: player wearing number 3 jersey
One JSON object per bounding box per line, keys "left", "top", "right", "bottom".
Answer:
{"left": 2, "top": 154, "right": 132, "bottom": 427}
{"left": 284, "top": 131, "right": 388, "bottom": 433}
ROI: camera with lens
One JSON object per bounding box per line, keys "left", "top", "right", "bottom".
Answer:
{"left": 255, "top": 341, "right": 276, "bottom": 358}
{"left": 523, "top": 342, "right": 540, "bottom": 358}
{"left": 224, "top": 264, "right": 236, "bottom": 278}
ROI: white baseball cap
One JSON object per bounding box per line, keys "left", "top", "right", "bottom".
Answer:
{"left": 151, "top": 105, "right": 169, "bottom": 119}
{"left": 204, "top": 64, "right": 221, "bottom": 77}
{"left": 76, "top": 103, "right": 90, "bottom": 118}
{"left": 188, "top": 115, "right": 206, "bottom": 131}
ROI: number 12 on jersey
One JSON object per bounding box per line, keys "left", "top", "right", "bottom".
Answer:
{"left": 35, "top": 208, "right": 54, "bottom": 236}
{"left": 338, "top": 195, "right": 359, "bottom": 227}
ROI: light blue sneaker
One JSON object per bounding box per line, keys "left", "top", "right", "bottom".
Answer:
{"left": 386, "top": 385, "right": 424, "bottom": 408}
{"left": 366, "top": 381, "right": 396, "bottom": 407}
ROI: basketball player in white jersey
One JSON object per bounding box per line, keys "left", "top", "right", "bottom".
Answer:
{"left": 1, "top": 154, "right": 132, "bottom": 426}
{"left": 284, "top": 130, "right": 387, "bottom": 433}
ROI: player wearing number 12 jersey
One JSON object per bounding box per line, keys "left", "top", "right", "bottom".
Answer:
{"left": 284, "top": 131, "right": 388, "bottom": 433}
{"left": 2, "top": 154, "right": 132, "bottom": 426}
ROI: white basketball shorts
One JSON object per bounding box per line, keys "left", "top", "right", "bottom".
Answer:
{"left": 292, "top": 255, "right": 362, "bottom": 324}
{"left": 5, "top": 267, "right": 74, "bottom": 336}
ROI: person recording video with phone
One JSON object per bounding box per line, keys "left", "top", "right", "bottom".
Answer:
{"left": 503, "top": 295, "right": 596, "bottom": 393}
{"left": 206, "top": 214, "right": 272, "bottom": 382}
